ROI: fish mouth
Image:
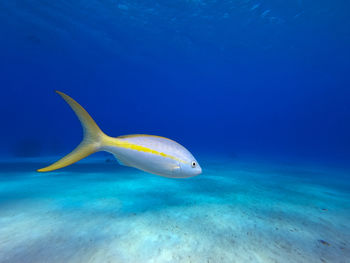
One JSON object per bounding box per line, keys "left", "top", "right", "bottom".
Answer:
{"left": 195, "top": 166, "right": 202, "bottom": 175}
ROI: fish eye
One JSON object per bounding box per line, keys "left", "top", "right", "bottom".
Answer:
{"left": 191, "top": 161, "right": 196, "bottom": 168}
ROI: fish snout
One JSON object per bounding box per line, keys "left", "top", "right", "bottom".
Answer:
{"left": 197, "top": 165, "right": 202, "bottom": 175}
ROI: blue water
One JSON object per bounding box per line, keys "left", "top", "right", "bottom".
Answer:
{"left": 0, "top": 1, "right": 349, "bottom": 262}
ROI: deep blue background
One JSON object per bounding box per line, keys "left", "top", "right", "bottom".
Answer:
{"left": 0, "top": 1, "right": 349, "bottom": 166}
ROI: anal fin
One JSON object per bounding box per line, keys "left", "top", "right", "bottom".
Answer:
{"left": 113, "top": 155, "right": 134, "bottom": 168}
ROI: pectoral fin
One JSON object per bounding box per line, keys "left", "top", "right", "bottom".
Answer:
{"left": 171, "top": 165, "right": 181, "bottom": 175}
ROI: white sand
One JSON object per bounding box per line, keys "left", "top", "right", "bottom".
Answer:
{"left": 0, "top": 157, "right": 349, "bottom": 263}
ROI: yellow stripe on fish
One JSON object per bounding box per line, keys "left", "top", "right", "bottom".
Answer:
{"left": 114, "top": 139, "right": 188, "bottom": 164}
{"left": 37, "top": 91, "right": 202, "bottom": 178}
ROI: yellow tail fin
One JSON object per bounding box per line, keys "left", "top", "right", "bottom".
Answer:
{"left": 37, "top": 91, "right": 106, "bottom": 172}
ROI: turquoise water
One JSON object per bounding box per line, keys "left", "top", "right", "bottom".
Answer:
{"left": 1, "top": 1, "right": 350, "bottom": 262}
{"left": 1, "top": 156, "right": 349, "bottom": 263}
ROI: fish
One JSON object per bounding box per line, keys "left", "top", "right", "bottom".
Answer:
{"left": 37, "top": 91, "right": 202, "bottom": 178}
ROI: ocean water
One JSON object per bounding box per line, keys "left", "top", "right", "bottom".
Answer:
{"left": 0, "top": 156, "right": 349, "bottom": 262}
{"left": 0, "top": 0, "right": 349, "bottom": 262}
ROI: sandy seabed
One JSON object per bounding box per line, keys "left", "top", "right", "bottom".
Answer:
{"left": 0, "top": 156, "right": 349, "bottom": 263}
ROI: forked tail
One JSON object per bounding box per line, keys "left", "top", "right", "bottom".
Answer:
{"left": 37, "top": 91, "right": 108, "bottom": 172}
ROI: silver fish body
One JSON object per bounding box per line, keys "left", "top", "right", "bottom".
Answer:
{"left": 103, "top": 135, "right": 202, "bottom": 178}
{"left": 38, "top": 91, "right": 202, "bottom": 178}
